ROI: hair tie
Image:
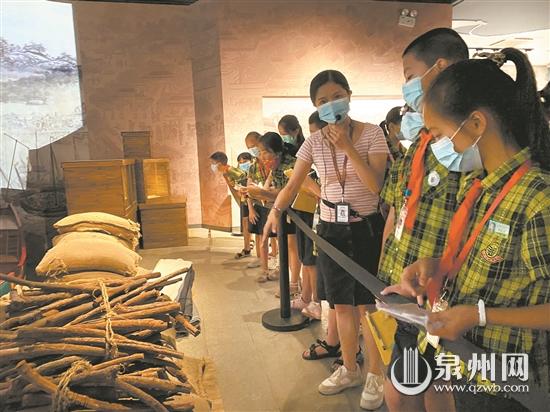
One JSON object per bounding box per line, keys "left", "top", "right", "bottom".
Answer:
{"left": 474, "top": 51, "right": 506, "bottom": 67}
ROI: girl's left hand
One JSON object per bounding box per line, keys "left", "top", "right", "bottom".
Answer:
{"left": 325, "top": 122, "right": 353, "bottom": 153}
{"left": 426, "top": 305, "right": 479, "bottom": 340}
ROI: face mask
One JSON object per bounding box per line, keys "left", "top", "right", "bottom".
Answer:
{"left": 281, "top": 134, "right": 296, "bottom": 145}
{"left": 401, "top": 112, "right": 424, "bottom": 141}
{"left": 402, "top": 65, "right": 436, "bottom": 113}
{"left": 430, "top": 119, "right": 483, "bottom": 172}
{"left": 210, "top": 163, "right": 219, "bottom": 173}
{"left": 317, "top": 98, "right": 350, "bottom": 124}
{"left": 248, "top": 147, "right": 260, "bottom": 158}
{"left": 238, "top": 162, "right": 251, "bottom": 172}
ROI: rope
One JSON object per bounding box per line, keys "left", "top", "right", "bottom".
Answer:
{"left": 52, "top": 360, "right": 91, "bottom": 412}
{"left": 98, "top": 281, "right": 118, "bottom": 359}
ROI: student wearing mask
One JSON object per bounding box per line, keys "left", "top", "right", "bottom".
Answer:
{"left": 377, "top": 28, "right": 470, "bottom": 411}
{"left": 278, "top": 114, "right": 321, "bottom": 317}
{"left": 235, "top": 152, "right": 254, "bottom": 259}
{"left": 244, "top": 132, "right": 278, "bottom": 278}
{"left": 245, "top": 132, "right": 302, "bottom": 287}
{"left": 264, "top": 70, "right": 388, "bottom": 404}
{"left": 278, "top": 114, "right": 306, "bottom": 157}
{"left": 380, "top": 106, "right": 405, "bottom": 162}
{"left": 383, "top": 48, "right": 550, "bottom": 412}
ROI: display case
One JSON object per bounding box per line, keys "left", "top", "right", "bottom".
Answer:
{"left": 135, "top": 159, "right": 171, "bottom": 203}
{"left": 62, "top": 159, "right": 137, "bottom": 221}
{"left": 138, "top": 197, "right": 188, "bottom": 249}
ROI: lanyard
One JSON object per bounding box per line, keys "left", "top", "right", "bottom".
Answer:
{"left": 327, "top": 122, "right": 354, "bottom": 201}
{"left": 426, "top": 160, "right": 532, "bottom": 305}
{"left": 403, "top": 130, "right": 433, "bottom": 231}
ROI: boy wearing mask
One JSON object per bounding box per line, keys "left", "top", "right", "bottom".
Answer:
{"left": 374, "top": 28, "right": 470, "bottom": 411}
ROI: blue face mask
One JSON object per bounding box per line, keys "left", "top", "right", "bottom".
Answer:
{"left": 430, "top": 119, "right": 483, "bottom": 172}
{"left": 317, "top": 98, "right": 350, "bottom": 124}
{"left": 402, "top": 65, "right": 436, "bottom": 113}
{"left": 401, "top": 112, "right": 424, "bottom": 141}
{"left": 248, "top": 147, "right": 260, "bottom": 158}
{"left": 281, "top": 134, "right": 296, "bottom": 145}
{"left": 238, "top": 162, "right": 251, "bottom": 172}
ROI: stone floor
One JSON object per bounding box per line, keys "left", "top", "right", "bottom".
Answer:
{"left": 140, "top": 229, "right": 387, "bottom": 412}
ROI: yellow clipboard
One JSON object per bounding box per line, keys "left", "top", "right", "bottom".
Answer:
{"left": 362, "top": 311, "right": 397, "bottom": 366}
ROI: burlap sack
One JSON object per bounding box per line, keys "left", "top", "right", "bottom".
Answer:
{"left": 54, "top": 212, "right": 140, "bottom": 249}
{"left": 36, "top": 232, "right": 141, "bottom": 277}
{"left": 49, "top": 271, "right": 129, "bottom": 285}
{"left": 53, "top": 231, "right": 133, "bottom": 250}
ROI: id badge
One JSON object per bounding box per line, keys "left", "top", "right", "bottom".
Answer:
{"left": 394, "top": 204, "right": 408, "bottom": 241}
{"left": 335, "top": 202, "right": 350, "bottom": 224}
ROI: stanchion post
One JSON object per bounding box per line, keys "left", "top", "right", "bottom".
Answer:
{"left": 278, "top": 211, "right": 290, "bottom": 319}
{"left": 261, "top": 209, "right": 309, "bottom": 332}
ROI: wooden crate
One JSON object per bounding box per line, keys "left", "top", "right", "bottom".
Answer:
{"left": 122, "top": 131, "right": 151, "bottom": 159}
{"left": 62, "top": 159, "right": 137, "bottom": 221}
{"left": 138, "top": 197, "right": 188, "bottom": 249}
{"left": 135, "top": 159, "right": 171, "bottom": 203}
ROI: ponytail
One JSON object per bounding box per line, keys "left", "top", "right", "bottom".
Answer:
{"left": 425, "top": 48, "right": 550, "bottom": 170}
{"left": 501, "top": 48, "right": 550, "bottom": 167}
{"left": 379, "top": 120, "right": 389, "bottom": 137}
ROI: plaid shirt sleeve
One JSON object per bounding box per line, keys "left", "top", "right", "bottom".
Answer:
{"left": 380, "top": 157, "right": 401, "bottom": 206}
{"left": 522, "top": 208, "right": 550, "bottom": 283}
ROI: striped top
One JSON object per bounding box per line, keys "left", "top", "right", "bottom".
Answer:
{"left": 297, "top": 122, "right": 389, "bottom": 222}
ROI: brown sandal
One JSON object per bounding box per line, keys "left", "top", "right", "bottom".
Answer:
{"left": 302, "top": 340, "right": 341, "bottom": 360}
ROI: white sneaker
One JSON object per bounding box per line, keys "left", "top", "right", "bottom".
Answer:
{"left": 360, "top": 372, "right": 384, "bottom": 410}
{"left": 247, "top": 259, "right": 261, "bottom": 268}
{"left": 318, "top": 363, "right": 363, "bottom": 395}
{"left": 302, "top": 301, "right": 322, "bottom": 320}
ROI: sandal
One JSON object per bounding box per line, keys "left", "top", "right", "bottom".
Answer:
{"left": 331, "top": 348, "right": 364, "bottom": 371}
{"left": 302, "top": 339, "right": 341, "bottom": 360}
{"left": 256, "top": 270, "right": 279, "bottom": 283}
{"left": 275, "top": 282, "right": 300, "bottom": 298}
{"left": 235, "top": 249, "right": 252, "bottom": 259}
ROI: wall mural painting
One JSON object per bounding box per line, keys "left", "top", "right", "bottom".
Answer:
{"left": 1, "top": 0, "right": 82, "bottom": 190}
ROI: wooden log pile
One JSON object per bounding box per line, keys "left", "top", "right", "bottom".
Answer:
{"left": 0, "top": 268, "right": 199, "bottom": 412}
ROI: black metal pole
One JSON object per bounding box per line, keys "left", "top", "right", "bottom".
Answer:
{"left": 261, "top": 209, "right": 309, "bottom": 332}
{"left": 278, "top": 211, "right": 290, "bottom": 319}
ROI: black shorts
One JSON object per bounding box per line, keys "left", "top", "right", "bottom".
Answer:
{"left": 240, "top": 203, "right": 249, "bottom": 218}
{"left": 248, "top": 204, "right": 296, "bottom": 237}
{"left": 316, "top": 213, "right": 384, "bottom": 307}
{"left": 388, "top": 321, "right": 436, "bottom": 383}
{"left": 294, "top": 210, "right": 316, "bottom": 266}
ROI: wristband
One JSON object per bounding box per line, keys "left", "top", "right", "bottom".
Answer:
{"left": 477, "top": 299, "right": 487, "bottom": 327}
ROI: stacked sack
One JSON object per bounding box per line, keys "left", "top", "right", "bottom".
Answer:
{"left": 36, "top": 212, "right": 142, "bottom": 278}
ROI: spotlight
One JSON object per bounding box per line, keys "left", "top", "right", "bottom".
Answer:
{"left": 399, "top": 8, "right": 417, "bottom": 28}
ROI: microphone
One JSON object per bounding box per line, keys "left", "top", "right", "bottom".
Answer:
{"left": 335, "top": 114, "right": 342, "bottom": 122}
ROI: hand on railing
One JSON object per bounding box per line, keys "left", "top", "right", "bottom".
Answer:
{"left": 381, "top": 257, "right": 441, "bottom": 305}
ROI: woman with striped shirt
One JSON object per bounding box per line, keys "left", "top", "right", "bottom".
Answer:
{"left": 264, "top": 70, "right": 389, "bottom": 403}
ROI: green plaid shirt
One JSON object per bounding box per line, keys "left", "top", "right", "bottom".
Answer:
{"left": 378, "top": 137, "right": 463, "bottom": 286}
{"left": 224, "top": 166, "right": 247, "bottom": 186}
{"left": 270, "top": 153, "right": 296, "bottom": 190}
{"left": 444, "top": 148, "right": 550, "bottom": 383}
{"left": 247, "top": 158, "right": 269, "bottom": 185}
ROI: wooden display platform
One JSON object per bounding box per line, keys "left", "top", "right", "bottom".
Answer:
{"left": 139, "top": 197, "right": 188, "bottom": 249}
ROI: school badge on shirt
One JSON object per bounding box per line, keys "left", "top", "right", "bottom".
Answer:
{"left": 481, "top": 241, "right": 504, "bottom": 264}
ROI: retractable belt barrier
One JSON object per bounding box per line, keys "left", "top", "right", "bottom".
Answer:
{"left": 285, "top": 208, "right": 547, "bottom": 411}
